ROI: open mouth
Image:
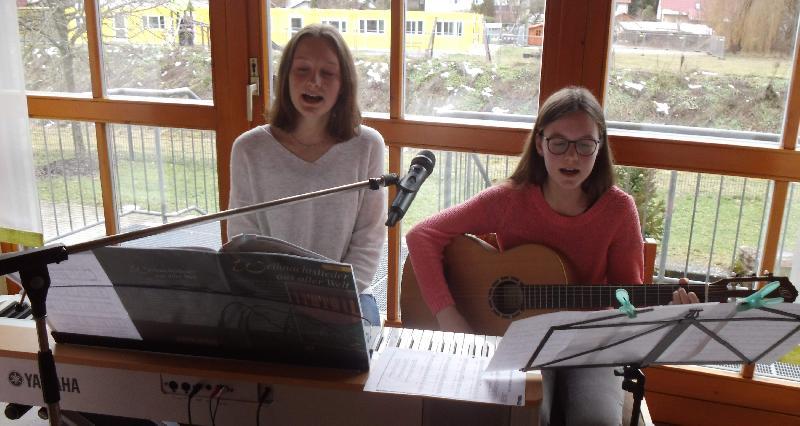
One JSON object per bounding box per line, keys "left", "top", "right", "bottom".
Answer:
{"left": 302, "top": 93, "right": 324, "bottom": 104}
{"left": 559, "top": 168, "right": 580, "bottom": 176}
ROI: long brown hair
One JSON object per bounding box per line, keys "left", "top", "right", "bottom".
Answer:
{"left": 508, "top": 86, "right": 614, "bottom": 204}
{"left": 269, "top": 24, "right": 361, "bottom": 142}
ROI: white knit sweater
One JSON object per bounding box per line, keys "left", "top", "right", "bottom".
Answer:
{"left": 227, "top": 124, "right": 387, "bottom": 293}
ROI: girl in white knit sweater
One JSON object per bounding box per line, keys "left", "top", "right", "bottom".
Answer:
{"left": 227, "top": 24, "right": 386, "bottom": 326}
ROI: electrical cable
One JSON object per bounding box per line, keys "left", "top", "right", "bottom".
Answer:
{"left": 255, "top": 386, "right": 273, "bottom": 426}
{"left": 208, "top": 384, "right": 227, "bottom": 426}
{"left": 186, "top": 382, "right": 203, "bottom": 425}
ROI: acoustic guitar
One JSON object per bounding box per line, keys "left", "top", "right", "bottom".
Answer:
{"left": 400, "top": 234, "right": 799, "bottom": 336}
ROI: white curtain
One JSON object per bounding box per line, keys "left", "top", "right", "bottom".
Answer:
{"left": 0, "top": 2, "right": 42, "bottom": 247}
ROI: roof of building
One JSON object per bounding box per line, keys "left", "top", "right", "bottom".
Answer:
{"left": 617, "top": 20, "right": 712, "bottom": 35}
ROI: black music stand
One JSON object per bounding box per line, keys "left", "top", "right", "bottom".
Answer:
{"left": 0, "top": 174, "right": 398, "bottom": 426}
{"left": 487, "top": 302, "right": 800, "bottom": 426}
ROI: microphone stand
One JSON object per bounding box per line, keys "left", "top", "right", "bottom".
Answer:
{"left": 0, "top": 174, "right": 398, "bottom": 426}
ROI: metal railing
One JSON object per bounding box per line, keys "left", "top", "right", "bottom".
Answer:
{"left": 31, "top": 120, "right": 218, "bottom": 244}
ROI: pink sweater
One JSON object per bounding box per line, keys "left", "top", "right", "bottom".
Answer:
{"left": 405, "top": 184, "right": 644, "bottom": 314}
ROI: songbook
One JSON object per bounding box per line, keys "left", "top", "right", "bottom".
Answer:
{"left": 45, "top": 234, "right": 374, "bottom": 371}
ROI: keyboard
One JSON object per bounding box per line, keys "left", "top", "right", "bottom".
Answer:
{"left": 0, "top": 295, "right": 31, "bottom": 320}
{"left": 0, "top": 320, "right": 536, "bottom": 425}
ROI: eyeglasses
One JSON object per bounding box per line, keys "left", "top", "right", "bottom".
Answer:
{"left": 541, "top": 135, "right": 600, "bottom": 156}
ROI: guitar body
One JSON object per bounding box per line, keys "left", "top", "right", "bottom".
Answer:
{"left": 401, "top": 234, "right": 574, "bottom": 336}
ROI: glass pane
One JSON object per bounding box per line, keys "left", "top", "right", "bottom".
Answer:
{"left": 607, "top": 0, "right": 799, "bottom": 142}
{"left": 17, "top": 1, "right": 91, "bottom": 93}
{"left": 775, "top": 182, "right": 800, "bottom": 282}
{"left": 646, "top": 170, "right": 771, "bottom": 282}
{"left": 760, "top": 181, "right": 800, "bottom": 378}
{"left": 107, "top": 125, "right": 219, "bottom": 247}
{"left": 399, "top": 147, "right": 519, "bottom": 234}
{"left": 268, "top": 4, "right": 393, "bottom": 114}
{"left": 100, "top": 1, "right": 213, "bottom": 101}
{"left": 404, "top": 1, "right": 544, "bottom": 122}
{"left": 30, "top": 119, "right": 103, "bottom": 244}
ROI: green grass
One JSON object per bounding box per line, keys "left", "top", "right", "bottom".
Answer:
{"left": 781, "top": 346, "right": 800, "bottom": 364}
{"left": 612, "top": 50, "right": 791, "bottom": 78}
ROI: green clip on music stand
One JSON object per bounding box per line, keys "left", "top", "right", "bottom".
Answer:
{"left": 486, "top": 292, "right": 800, "bottom": 426}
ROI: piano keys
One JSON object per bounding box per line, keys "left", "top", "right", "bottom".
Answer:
{"left": 0, "top": 294, "right": 31, "bottom": 320}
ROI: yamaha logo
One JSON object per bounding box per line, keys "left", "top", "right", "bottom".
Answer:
{"left": 8, "top": 371, "right": 23, "bottom": 387}
{"left": 5, "top": 371, "right": 80, "bottom": 393}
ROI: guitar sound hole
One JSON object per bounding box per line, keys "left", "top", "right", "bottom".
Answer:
{"left": 489, "top": 278, "right": 523, "bottom": 319}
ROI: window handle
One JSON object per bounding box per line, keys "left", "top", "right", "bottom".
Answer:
{"left": 246, "top": 83, "right": 259, "bottom": 122}
{"left": 246, "top": 57, "right": 260, "bottom": 122}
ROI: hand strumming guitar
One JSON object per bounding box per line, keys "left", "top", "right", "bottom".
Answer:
{"left": 435, "top": 305, "right": 474, "bottom": 333}
{"left": 672, "top": 278, "right": 700, "bottom": 304}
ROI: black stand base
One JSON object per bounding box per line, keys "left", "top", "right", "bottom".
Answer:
{"left": 616, "top": 365, "right": 645, "bottom": 426}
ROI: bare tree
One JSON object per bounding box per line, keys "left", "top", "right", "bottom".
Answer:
{"left": 704, "top": 0, "right": 798, "bottom": 55}
{"left": 18, "top": 0, "right": 178, "bottom": 156}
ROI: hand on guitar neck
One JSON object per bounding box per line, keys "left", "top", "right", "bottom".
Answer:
{"left": 672, "top": 278, "right": 700, "bottom": 305}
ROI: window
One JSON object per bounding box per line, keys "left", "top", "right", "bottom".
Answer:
{"left": 113, "top": 14, "right": 127, "bottom": 39}
{"left": 100, "top": 2, "right": 213, "bottom": 100}
{"left": 359, "top": 19, "right": 385, "bottom": 34}
{"left": 290, "top": 17, "right": 303, "bottom": 34}
{"left": 141, "top": 16, "right": 165, "bottom": 30}
{"left": 17, "top": 1, "right": 91, "bottom": 93}
{"left": 405, "top": 20, "right": 423, "bottom": 35}
{"left": 322, "top": 19, "right": 347, "bottom": 33}
{"left": 405, "top": 8, "right": 542, "bottom": 119}
{"left": 434, "top": 21, "right": 462, "bottom": 36}
{"left": 606, "top": 1, "right": 800, "bottom": 143}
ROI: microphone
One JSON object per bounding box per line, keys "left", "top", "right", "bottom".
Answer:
{"left": 386, "top": 150, "right": 436, "bottom": 227}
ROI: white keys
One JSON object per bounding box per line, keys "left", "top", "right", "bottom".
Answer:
{"left": 429, "top": 330, "right": 444, "bottom": 353}
{"left": 418, "top": 329, "right": 433, "bottom": 351}
{"left": 452, "top": 332, "right": 465, "bottom": 355}
{"left": 441, "top": 331, "right": 455, "bottom": 354}
{"left": 371, "top": 327, "right": 501, "bottom": 359}
{"left": 484, "top": 335, "right": 498, "bottom": 358}
{"left": 397, "top": 328, "right": 415, "bottom": 349}
{"left": 472, "top": 334, "right": 487, "bottom": 358}
{"left": 459, "top": 333, "right": 473, "bottom": 357}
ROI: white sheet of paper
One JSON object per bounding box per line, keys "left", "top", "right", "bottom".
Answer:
{"left": 46, "top": 252, "right": 142, "bottom": 340}
{"left": 486, "top": 303, "right": 800, "bottom": 372}
{"left": 364, "top": 347, "right": 526, "bottom": 406}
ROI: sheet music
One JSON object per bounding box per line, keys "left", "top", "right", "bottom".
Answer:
{"left": 364, "top": 347, "right": 526, "bottom": 406}
{"left": 486, "top": 303, "right": 800, "bottom": 372}
{"left": 46, "top": 252, "right": 142, "bottom": 340}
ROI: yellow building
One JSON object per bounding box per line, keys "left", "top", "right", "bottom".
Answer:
{"left": 99, "top": 3, "right": 211, "bottom": 46}
{"left": 269, "top": 8, "right": 486, "bottom": 55}
{"left": 24, "top": 2, "right": 484, "bottom": 54}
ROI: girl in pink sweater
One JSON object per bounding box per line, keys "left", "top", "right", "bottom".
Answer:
{"left": 406, "top": 86, "right": 675, "bottom": 425}
{"left": 406, "top": 86, "right": 643, "bottom": 332}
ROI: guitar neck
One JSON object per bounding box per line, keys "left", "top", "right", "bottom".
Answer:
{"left": 522, "top": 284, "right": 709, "bottom": 310}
